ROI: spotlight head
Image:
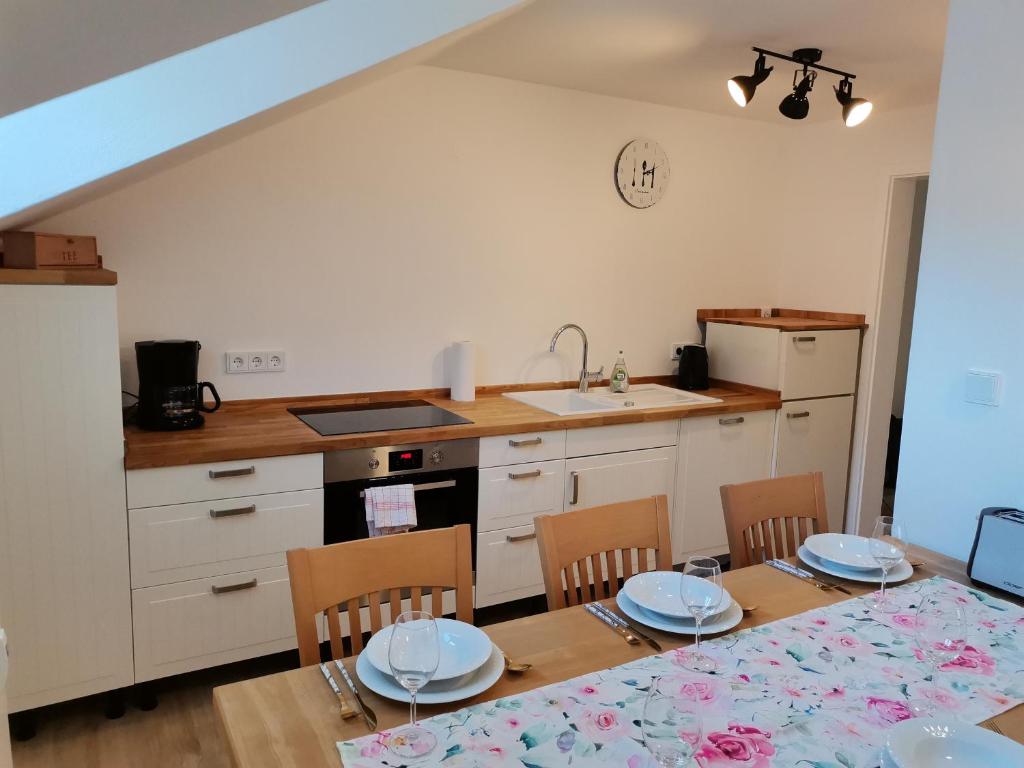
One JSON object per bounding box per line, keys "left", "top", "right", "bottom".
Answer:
{"left": 779, "top": 70, "right": 815, "bottom": 120}
{"left": 727, "top": 53, "right": 773, "bottom": 107}
{"left": 835, "top": 78, "right": 873, "bottom": 127}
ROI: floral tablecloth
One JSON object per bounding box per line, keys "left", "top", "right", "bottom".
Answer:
{"left": 338, "top": 577, "right": 1024, "bottom": 767}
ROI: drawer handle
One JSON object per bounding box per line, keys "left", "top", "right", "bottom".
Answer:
{"left": 209, "top": 504, "right": 256, "bottom": 519}
{"left": 508, "top": 469, "right": 542, "bottom": 480}
{"left": 719, "top": 416, "right": 745, "bottom": 426}
{"left": 570, "top": 471, "right": 580, "bottom": 505}
{"left": 208, "top": 465, "right": 256, "bottom": 479}
{"left": 787, "top": 411, "right": 811, "bottom": 419}
{"left": 509, "top": 437, "right": 543, "bottom": 448}
{"left": 211, "top": 578, "right": 258, "bottom": 595}
{"left": 506, "top": 532, "right": 537, "bottom": 543}
{"left": 793, "top": 336, "right": 817, "bottom": 343}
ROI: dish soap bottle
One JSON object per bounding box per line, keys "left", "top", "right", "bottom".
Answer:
{"left": 610, "top": 351, "right": 630, "bottom": 393}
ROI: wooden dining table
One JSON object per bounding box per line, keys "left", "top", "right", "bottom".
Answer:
{"left": 213, "top": 547, "right": 1024, "bottom": 767}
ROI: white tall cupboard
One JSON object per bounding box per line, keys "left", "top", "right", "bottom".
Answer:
{"left": 0, "top": 284, "right": 134, "bottom": 711}
{"left": 706, "top": 322, "right": 862, "bottom": 533}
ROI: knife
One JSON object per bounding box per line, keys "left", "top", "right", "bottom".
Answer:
{"left": 788, "top": 561, "right": 853, "bottom": 595}
{"left": 768, "top": 559, "right": 852, "bottom": 595}
{"left": 585, "top": 603, "right": 640, "bottom": 645}
{"left": 334, "top": 659, "right": 378, "bottom": 731}
{"left": 591, "top": 602, "right": 662, "bottom": 652}
{"left": 319, "top": 662, "right": 357, "bottom": 719}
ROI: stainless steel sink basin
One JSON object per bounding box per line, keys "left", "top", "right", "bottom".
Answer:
{"left": 504, "top": 383, "right": 722, "bottom": 416}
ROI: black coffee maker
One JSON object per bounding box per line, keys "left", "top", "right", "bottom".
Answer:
{"left": 135, "top": 340, "right": 221, "bottom": 430}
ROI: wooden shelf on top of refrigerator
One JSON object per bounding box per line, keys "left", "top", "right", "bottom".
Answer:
{"left": 0, "top": 267, "right": 118, "bottom": 286}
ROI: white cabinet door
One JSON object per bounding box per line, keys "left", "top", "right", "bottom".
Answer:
{"left": 775, "top": 396, "right": 855, "bottom": 534}
{"left": 564, "top": 447, "right": 676, "bottom": 512}
{"left": 477, "top": 460, "right": 565, "bottom": 533}
{"left": 475, "top": 525, "right": 546, "bottom": 608}
{"left": 778, "top": 330, "right": 860, "bottom": 400}
{"left": 0, "top": 285, "right": 134, "bottom": 712}
{"left": 675, "top": 411, "right": 775, "bottom": 563}
{"left": 479, "top": 431, "right": 566, "bottom": 468}
{"left": 132, "top": 565, "right": 297, "bottom": 682}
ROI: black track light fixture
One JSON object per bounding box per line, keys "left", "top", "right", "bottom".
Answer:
{"left": 727, "top": 53, "right": 773, "bottom": 108}
{"left": 727, "top": 46, "right": 873, "bottom": 127}
{"left": 779, "top": 69, "right": 816, "bottom": 120}
{"left": 835, "top": 77, "right": 873, "bottom": 127}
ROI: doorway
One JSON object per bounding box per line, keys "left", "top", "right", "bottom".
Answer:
{"left": 854, "top": 175, "right": 929, "bottom": 536}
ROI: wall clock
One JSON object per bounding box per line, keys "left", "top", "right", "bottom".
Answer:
{"left": 615, "top": 138, "right": 670, "bottom": 208}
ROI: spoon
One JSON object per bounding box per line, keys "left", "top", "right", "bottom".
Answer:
{"left": 742, "top": 605, "right": 759, "bottom": 615}
{"left": 503, "top": 652, "right": 532, "bottom": 674}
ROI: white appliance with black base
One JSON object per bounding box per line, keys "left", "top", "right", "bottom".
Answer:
{"left": 705, "top": 322, "right": 862, "bottom": 533}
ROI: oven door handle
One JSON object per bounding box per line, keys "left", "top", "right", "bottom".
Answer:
{"left": 358, "top": 479, "right": 456, "bottom": 498}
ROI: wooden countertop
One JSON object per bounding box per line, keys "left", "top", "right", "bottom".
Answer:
{"left": 697, "top": 307, "right": 868, "bottom": 331}
{"left": 123, "top": 378, "right": 780, "bottom": 470}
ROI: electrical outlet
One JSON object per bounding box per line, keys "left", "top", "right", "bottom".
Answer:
{"left": 225, "top": 352, "right": 248, "bottom": 373}
{"left": 267, "top": 350, "right": 286, "bottom": 371}
{"left": 670, "top": 342, "right": 688, "bottom": 361}
{"left": 248, "top": 351, "right": 268, "bottom": 372}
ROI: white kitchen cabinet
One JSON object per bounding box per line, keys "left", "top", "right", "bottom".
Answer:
{"left": 477, "top": 460, "right": 565, "bottom": 533}
{"left": 0, "top": 284, "right": 134, "bottom": 712}
{"left": 674, "top": 411, "right": 775, "bottom": 563}
{"left": 564, "top": 446, "right": 676, "bottom": 511}
{"left": 128, "top": 489, "right": 324, "bottom": 588}
{"left": 479, "top": 431, "right": 566, "bottom": 468}
{"left": 775, "top": 396, "right": 855, "bottom": 534}
{"left": 565, "top": 420, "right": 677, "bottom": 458}
{"left": 475, "top": 524, "right": 547, "bottom": 608}
{"left": 131, "top": 565, "right": 297, "bottom": 682}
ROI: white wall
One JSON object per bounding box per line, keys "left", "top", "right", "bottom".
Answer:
{"left": 37, "top": 66, "right": 787, "bottom": 400}
{"left": 895, "top": 0, "right": 1024, "bottom": 559}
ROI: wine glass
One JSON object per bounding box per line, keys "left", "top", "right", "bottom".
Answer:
{"left": 912, "top": 592, "right": 967, "bottom": 717}
{"left": 679, "top": 557, "right": 724, "bottom": 673}
{"left": 642, "top": 675, "right": 704, "bottom": 767}
{"left": 869, "top": 516, "right": 907, "bottom": 613}
{"left": 387, "top": 611, "right": 440, "bottom": 759}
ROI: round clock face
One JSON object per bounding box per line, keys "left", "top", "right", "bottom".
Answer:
{"left": 615, "top": 138, "right": 670, "bottom": 208}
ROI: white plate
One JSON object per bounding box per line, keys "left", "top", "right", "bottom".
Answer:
{"left": 356, "top": 643, "right": 504, "bottom": 705}
{"left": 804, "top": 533, "right": 887, "bottom": 571}
{"left": 364, "top": 618, "right": 492, "bottom": 682}
{"left": 622, "top": 571, "right": 732, "bottom": 620}
{"left": 799, "top": 545, "right": 913, "bottom": 584}
{"left": 616, "top": 591, "right": 743, "bottom": 635}
{"left": 885, "top": 718, "right": 1024, "bottom": 768}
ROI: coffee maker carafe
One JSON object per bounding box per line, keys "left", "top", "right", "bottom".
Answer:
{"left": 135, "top": 340, "right": 221, "bottom": 430}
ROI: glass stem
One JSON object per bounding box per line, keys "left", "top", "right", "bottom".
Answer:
{"left": 694, "top": 617, "right": 702, "bottom": 651}
{"left": 410, "top": 689, "right": 417, "bottom": 726}
{"left": 880, "top": 568, "right": 888, "bottom": 603}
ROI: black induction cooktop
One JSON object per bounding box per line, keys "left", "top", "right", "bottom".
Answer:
{"left": 289, "top": 400, "right": 472, "bottom": 437}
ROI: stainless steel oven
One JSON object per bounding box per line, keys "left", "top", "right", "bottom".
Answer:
{"left": 323, "top": 438, "right": 479, "bottom": 564}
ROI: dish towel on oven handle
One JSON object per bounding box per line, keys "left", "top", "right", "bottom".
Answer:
{"left": 364, "top": 484, "right": 417, "bottom": 537}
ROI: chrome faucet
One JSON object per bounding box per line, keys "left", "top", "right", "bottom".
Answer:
{"left": 550, "top": 323, "right": 604, "bottom": 393}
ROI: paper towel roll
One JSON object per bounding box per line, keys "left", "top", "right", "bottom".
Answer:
{"left": 450, "top": 341, "right": 475, "bottom": 401}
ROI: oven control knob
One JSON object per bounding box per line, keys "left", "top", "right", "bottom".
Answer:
{"left": 368, "top": 457, "right": 380, "bottom": 470}
{"left": 429, "top": 449, "right": 444, "bottom": 465}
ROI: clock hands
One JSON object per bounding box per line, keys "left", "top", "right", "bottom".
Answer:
{"left": 632, "top": 158, "right": 637, "bottom": 187}
{"left": 641, "top": 160, "right": 647, "bottom": 188}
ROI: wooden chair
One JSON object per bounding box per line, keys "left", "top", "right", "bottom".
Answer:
{"left": 534, "top": 495, "right": 672, "bottom": 611}
{"left": 286, "top": 524, "right": 473, "bottom": 666}
{"left": 720, "top": 472, "right": 830, "bottom": 569}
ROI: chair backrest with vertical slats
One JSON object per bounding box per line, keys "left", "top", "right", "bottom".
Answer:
{"left": 719, "top": 472, "right": 830, "bottom": 569}
{"left": 534, "top": 495, "right": 672, "bottom": 612}
{"left": 286, "top": 524, "right": 473, "bottom": 666}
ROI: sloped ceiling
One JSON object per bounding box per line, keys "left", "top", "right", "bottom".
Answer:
{"left": 0, "top": 0, "right": 529, "bottom": 229}
{"left": 0, "top": 0, "right": 320, "bottom": 118}
{"left": 430, "top": 0, "right": 948, "bottom": 122}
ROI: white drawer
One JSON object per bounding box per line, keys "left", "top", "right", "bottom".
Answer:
{"left": 128, "top": 489, "right": 324, "bottom": 588}
{"left": 778, "top": 330, "right": 860, "bottom": 399}
{"left": 131, "top": 565, "right": 297, "bottom": 682}
{"left": 565, "top": 420, "right": 678, "bottom": 458}
{"left": 479, "top": 431, "right": 566, "bottom": 468}
{"left": 478, "top": 460, "right": 565, "bottom": 533}
{"left": 475, "top": 525, "right": 545, "bottom": 608}
{"left": 127, "top": 453, "right": 323, "bottom": 508}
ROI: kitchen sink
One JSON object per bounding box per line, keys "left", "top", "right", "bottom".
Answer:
{"left": 504, "top": 383, "right": 722, "bottom": 416}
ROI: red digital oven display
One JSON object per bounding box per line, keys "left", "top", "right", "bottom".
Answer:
{"left": 388, "top": 448, "right": 423, "bottom": 472}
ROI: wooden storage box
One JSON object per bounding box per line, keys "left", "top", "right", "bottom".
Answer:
{"left": 1, "top": 230, "right": 99, "bottom": 268}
